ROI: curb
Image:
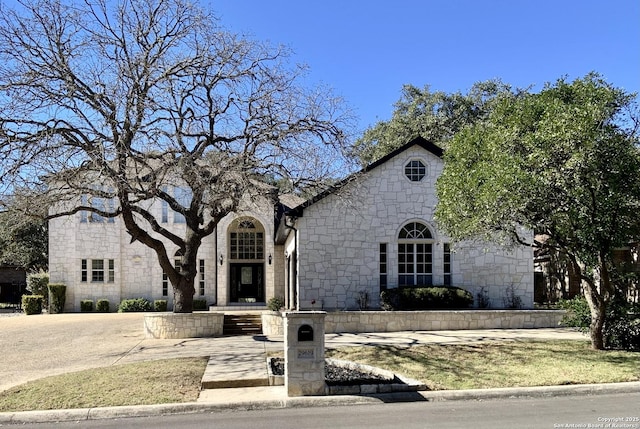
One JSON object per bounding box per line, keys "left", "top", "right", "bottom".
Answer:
{"left": 1, "top": 382, "right": 639, "bottom": 424}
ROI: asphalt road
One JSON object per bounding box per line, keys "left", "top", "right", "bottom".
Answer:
{"left": 8, "top": 392, "right": 640, "bottom": 429}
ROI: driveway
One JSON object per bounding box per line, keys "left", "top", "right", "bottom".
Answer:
{"left": 0, "top": 313, "right": 145, "bottom": 391}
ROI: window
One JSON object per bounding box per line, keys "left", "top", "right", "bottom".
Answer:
{"left": 404, "top": 160, "right": 426, "bottom": 182}
{"left": 443, "top": 243, "right": 452, "bottom": 286}
{"left": 162, "top": 251, "right": 183, "bottom": 296}
{"left": 160, "top": 186, "right": 192, "bottom": 224}
{"left": 379, "top": 243, "right": 388, "bottom": 291}
{"left": 80, "top": 194, "right": 115, "bottom": 223}
{"left": 173, "top": 187, "right": 192, "bottom": 224}
{"left": 229, "top": 218, "right": 265, "bottom": 260}
{"left": 81, "top": 259, "right": 115, "bottom": 283}
{"left": 161, "top": 186, "right": 169, "bottom": 223}
{"left": 108, "top": 259, "right": 115, "bottom": 283}
{"left": 92, "top": 260, "right": 104, "bottom": 282}
{"left": 81, "top": 259, "right": 88, "bottom": 282}
{"left": 162, "top": 273, "right": 168, "bottom": 297}
{"left": 398, "top": 222, "right": 433, "bottom": 286}
{"left": 199, "top": 259, "right": 205, "bottom": 295}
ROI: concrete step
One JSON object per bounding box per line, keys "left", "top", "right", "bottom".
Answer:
{"left": 223, "top": 314, "right": 263, "bottom": 336}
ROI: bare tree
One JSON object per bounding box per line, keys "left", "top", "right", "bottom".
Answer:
{"left": 0, "top": 0, "right": 354, "bottom": 312}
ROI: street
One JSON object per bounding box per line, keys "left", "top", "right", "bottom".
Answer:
{"left": 8, "top": 392, "right": 640, "bottom": 429}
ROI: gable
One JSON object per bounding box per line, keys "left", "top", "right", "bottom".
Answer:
{"left": 290, "top": 136, "right": 443, "bottom": 216}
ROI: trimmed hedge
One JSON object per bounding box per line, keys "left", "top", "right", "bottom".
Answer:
{"left": 47, "top": 283, "right": 66, "bottom": 314}
{"left": 80, "top": 300, "right": 94, "bottom": 312}
{"left": 380, "top": 286, "right": 474, "bottom": 310}
{"left": 118, "top": 298, "right": 153, "bottom": 312}
{"left": 154, "top": 300, "right": 168, "bottom": 312}
{"left": 96, "top": 299, "right": 110, "bottom": 313}
{"left": 193, "top": 299, "right": 207, "bottom": 311}
{"left": 27, "top": 272, "right": 49, "bottom": 308}
{"left": 22, "top": 295, "right": 43, "bottom": 315}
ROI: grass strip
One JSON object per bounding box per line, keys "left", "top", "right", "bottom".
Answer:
{"left": 326, "top": 340, "right": 640, "bottom": 390}
{"left": 0, "top": 357, "right": 208, "bottom": 412}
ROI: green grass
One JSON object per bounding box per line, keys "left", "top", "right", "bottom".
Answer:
{"left": 327, "top": 340, "right": 640, "bottom": 390}
{"left": 0, "top": 357, "right": 208, "bottom": 412}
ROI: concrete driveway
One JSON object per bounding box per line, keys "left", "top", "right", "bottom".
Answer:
{"left": 0, "top": 313, "right": 146, "bottom": 391}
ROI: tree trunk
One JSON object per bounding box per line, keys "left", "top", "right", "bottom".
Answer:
{"left": 173, "top": 277, "right": 195, "bottom": 313}
{"left": 588, "top": 300, "right": 606, "bottom": 350}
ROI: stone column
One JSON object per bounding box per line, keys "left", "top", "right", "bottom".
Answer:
{"left": 284, "top": 311, "right": 326, "bottom": 396}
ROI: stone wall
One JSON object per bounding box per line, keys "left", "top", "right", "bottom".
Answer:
{"left": 261, "top": 310, "right": 566, "bottom": 335}
{"left": 262, "top": 311, "right": 284, "bottom": 335}
{"left": 295, "top": 144, "right": 534, "bottom": 311}
{"left": 143, "top": 312, "right": 224, "bottom": 339}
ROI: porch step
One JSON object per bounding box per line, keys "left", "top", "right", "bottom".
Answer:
{"left": 223, "top": 314, "right": 263, "bottom": 336}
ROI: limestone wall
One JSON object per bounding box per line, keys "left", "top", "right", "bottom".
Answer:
{"left": 295, "top": 145, "right": 534, "bottom": 311}
{"left": 261, "top": 310, "right": 566, "bottom": 335}
{"left": 143, "top": 312, "right": 224, "bottom": 339}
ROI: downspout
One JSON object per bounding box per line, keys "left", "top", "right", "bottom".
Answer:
{"left": 285, "top": 215, "right": 298, "bottom": 310}
{"left": 213, "top": 226, "right": 218, "bottom": 305}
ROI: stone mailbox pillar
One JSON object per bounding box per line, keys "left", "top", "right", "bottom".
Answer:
{"left": 284, "top": 311, "right": 326, "bottom": 397}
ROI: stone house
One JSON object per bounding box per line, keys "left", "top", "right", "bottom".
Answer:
{"left": 48, "top": 137, "right": 534, "bottom": 312}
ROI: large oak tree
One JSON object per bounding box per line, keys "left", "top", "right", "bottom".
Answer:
{"left": 435, "top": 74, "right": 640, "bottom": 349}
{"left": 353, "top": 80, "right": 514, "bottom": 165}
{"left": 0, "top": 0, "right": 354, "bottom": 312}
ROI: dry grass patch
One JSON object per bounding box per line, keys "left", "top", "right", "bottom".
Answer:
{"left": 0, "top": 357, "right": 208, "bottom": 412}
{"left": 326, "top": 340, "right": 640, "bottom": 390}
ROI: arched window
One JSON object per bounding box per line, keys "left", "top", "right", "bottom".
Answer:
{"left": 229, "top": 217, "right": 265, "bottom": 261}
{"left": 398, "top": 221, "right": 433, "bottom": 286}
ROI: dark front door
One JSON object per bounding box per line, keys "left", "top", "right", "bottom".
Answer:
{"left": 230, "top": 263, "right": 264, "bottom": 303}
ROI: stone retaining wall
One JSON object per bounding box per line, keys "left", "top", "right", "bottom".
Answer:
{"left": 262, "top": 310, "right": 566, "bottom": 336}
{"left": 262, "top": 311, "right": 284, "bottom": 335}
{"left": 143, "top": 312, "right": 224, "bottom": 339}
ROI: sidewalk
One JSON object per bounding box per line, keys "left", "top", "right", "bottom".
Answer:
{"left": 2, "top": 313, "right": 639, "bottom": 425}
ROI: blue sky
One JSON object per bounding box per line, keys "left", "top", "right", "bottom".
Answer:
{"left": 209, "top": 0, "right": 640, "bottom": 134}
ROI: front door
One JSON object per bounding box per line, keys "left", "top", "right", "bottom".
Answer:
{"left": 230, "top": 263, "right": 264, "bottom": 303}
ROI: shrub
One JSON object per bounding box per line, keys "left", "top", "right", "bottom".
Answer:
{"left": 118, "top": 298, "right": 153, "bottom": 312}
{"left": 559, "top": 296, "right": 640, "bottom": 351}
{"left": 22, "top": 295, "right": 43, "bottom": 315}
{"left": 96, "top": 299, "right": 110, "bottom": 313}
{"left": 476, "top": 286, "right": 491, "bottom": 309}
{"left": 604, "top": 297, "right": 640, "bottom": 351}
{"left": 558, "top": 297, "right": 591, "bottom": 331}
{"left": 605, "top": 317, "right": 640, "bottom": 351}
{"left": 80, "top": 300, "right": 94, "bottom": 312}
{"left": 47, "top": 283, "right": 66, "bottom": 314}
{"left": 267, "top": 296, "right": 284, "bottom": 312}
{"left": 193, "top": 299, "right": 207, "bottom": 311}
{"left": 154, "top": 300, "right": 168, "bottom": 312}
{"left": 27, "top": 272, "right": 49, "bottom": 308}
{"left": 503, "top": 284, "right": 523, "bottom": 309}
{"left": 380, "top": 286, "right": 473, "bottom": 310}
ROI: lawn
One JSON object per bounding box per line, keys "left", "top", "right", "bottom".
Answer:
{"left": 0, "top": 340, "right": 638, "bottom": 412}
{"left": 327, "top": 340, "right": 640, "bottom": 390}
{"left": 0, "top": 357, "right": 208, "bottom": 412}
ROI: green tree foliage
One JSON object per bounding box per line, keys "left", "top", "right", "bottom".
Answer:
{"left": 0, "top": 210, "right": 48, "bottom": 271}
{"left": 353, "top": 80, "right": 514, "bottom": 165}
{"left": 435, "top": 73, "right": 640, "bottom": 349}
